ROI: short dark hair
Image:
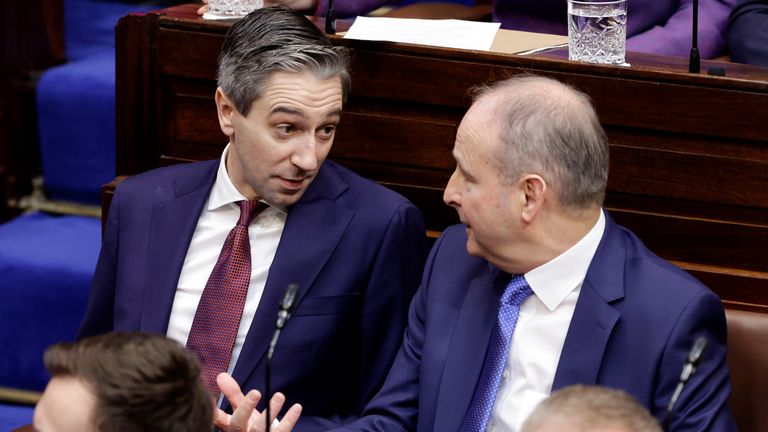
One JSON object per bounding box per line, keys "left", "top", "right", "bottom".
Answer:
{"left": 217, "top": 6, "right": 351, "bottom": 116}
{"left": 44, "top": 332, "right": 212, "bottom": 432}
{"left": 522, "top": 385, "right": 661, "bottom": 432}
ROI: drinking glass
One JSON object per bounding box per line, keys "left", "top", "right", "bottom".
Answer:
{"left": 206, "top": 0, "right": 263, "bottom": 19}
{"left": 568, "top": 0, "right": 627, "bottom": 64}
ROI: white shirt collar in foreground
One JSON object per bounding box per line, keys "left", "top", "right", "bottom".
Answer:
{"left": 524, "top": 209, "right": 606, "bottom": 311}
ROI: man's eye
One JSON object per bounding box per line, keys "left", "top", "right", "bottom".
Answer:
{"left": 277, "top": 125, "right": 293, "bottom": 135}
{"left": 318, "top": 125, "right": 336, "bottom": 137}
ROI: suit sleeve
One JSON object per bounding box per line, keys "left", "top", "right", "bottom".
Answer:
{"left": 325, "top": 227, "right": 449, "bottom": 432}
{"left": 77, "top": 186, "right": 121, "bottom": 338}
{"left": 654, "top": 290, "right": 737, "bottom": 431}
{"left": 627, "top": 0, "right": 735, "bottom": 58}
{"left": 297, "top": 201, "right": 428, "bottom": 431}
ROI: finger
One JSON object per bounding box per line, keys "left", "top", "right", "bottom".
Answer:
{"left": 217, "top": 372, "right": 250, "bottom": 410}
{"left": 197, "top": 0, "right": 209, "bottom": 14}
{"left": 229, "top": 390, "right": 260, "bottom": 432}
{"left": 278, "top": 404, "right": 303, "bottom": 432}
{"left": 213, "top": 408, "right": 232, "bottom": 430}
{"left": 268, "top": 392, "right": 287, "bottom": 424}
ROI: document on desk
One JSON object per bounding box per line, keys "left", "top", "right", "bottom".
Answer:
{"left": 344, "top": 16, "right": 501, "bottom": 51}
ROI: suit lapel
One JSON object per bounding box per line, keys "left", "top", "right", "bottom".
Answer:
{"left": 433, "top": 267, "right": 509, "bottom": 432}
{"left": 141, "top": 161, "right": 218, "bottom": 334}
{"left": 553, "top": 214, "right": 625, "bottom": 389}
{"left": 231, "top": 164, "right": 352, "bottom": 387}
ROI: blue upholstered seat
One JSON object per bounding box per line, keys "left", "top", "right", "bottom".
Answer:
{"left": 37, "top": 0, "right": 156, "bottom": 204}
{"left": 0, "top": 0, "right": 156, "bottom": 395}
{"left": 0, "top": 213, "right": 101, "bottom": 391}
{"left": 0, "top": 403, "right": 35, "bottom": 431}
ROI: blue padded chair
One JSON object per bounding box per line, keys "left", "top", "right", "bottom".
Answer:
{"left": 0, "top": 403, "right": 35, "bottom": 431}
{"left": 0, "top": 213, "right": 101, "bottom": 391}
{"left": 37, "top": 0, "right": 156, "bottom": 204}
{"left": 0, "top": 0, "right": 156, "bottom": 396}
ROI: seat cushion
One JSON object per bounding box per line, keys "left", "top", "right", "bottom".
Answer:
{"left": 726, "top": 308, "right": 768, "bottom": 432}
{"left": 0, "top": 404, "right": 34, "bottom": 431}
{"left": 0, "top": 212, "right": 101, "bottom": 391}
{"left": 36, "top": 54, "right": 118, "bottom": 204}
{"left": 35, "top": 0, "right": 158, "bottom": 204}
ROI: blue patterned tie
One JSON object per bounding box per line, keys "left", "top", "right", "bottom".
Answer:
{"left": 459, "top": 274, "right": 534, "bottom": 432}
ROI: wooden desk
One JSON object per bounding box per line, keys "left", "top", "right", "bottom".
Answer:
{"left": 115, "top": 4, "right": 768, "bottom": 311}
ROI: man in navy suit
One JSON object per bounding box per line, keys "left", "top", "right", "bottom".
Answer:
{"left": 77, "top": 7, "right": 427, "bottom": 431}
{"left": 226, "top": 75, "right": 736, "bottom": 432}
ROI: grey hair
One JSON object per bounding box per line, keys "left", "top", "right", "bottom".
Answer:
{"left": 473, "top": 75, "right": 609, "bottom": 210}
{"left": 217, "top": 6, "right": 351, "bottom": 116}
{"left": 522, "top": 385, "right": 662, "bottom": 432}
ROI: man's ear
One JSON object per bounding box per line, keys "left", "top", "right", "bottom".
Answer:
{"left": 215, "top": 87, "right": 236, "bottom": 138}
{"left": 519, "top": 174, "right": 547, "bottom": 223}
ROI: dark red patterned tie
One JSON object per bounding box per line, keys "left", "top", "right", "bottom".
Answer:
{"left": 186, "top": 200, "right": 266, "bottom": 395}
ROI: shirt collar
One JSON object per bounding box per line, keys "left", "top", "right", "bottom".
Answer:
{"left": 207, "top": 144, "right": 250, "bottom": 211}
{"left": 524, "top": 209, "right": 606, "bottom": 312}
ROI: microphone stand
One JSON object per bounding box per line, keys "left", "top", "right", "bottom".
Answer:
{"left": 325, "top": 0, "right": 336, "bottom": 34}
{"left": 265, "top": 284, "right": 300, "bottom": 432}
{"left": 662, "top": 336, "right": 708, "bottom": 431}
{"left": 689, "top": 0, "right": 700, "bottom": 73}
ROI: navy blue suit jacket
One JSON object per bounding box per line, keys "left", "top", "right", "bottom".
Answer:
{"left": 78, "top": 159, "right": 428, "bottom": 430}
{"left": 334, "top": 215, "right": 736, "bottom": 431}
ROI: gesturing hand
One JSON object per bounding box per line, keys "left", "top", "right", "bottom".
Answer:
{"left": 214, "top": 373, "right": 303, "bottom": 432}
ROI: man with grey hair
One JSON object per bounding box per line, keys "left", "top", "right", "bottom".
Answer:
{"left": 78, "top": 7, "right": 427, "bottom": 431}
{"left": 521, "top": 385, "right": 662, "bottom": 432}
{"left": 223, "top": 74, "right": 735, "bottom": 432}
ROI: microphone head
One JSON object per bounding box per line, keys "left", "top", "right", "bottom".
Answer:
{"left": 281, "top": 283, "right": 300, "bottom": 313}
{"left": 688, "top": 336, "right": 708, "bottom": 365}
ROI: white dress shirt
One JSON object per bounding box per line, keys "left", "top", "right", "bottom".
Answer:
{"left": 166, "top": 145, "right": 287, "bottom": 375}
{"left": 487, "top": 210, "right": 606, "bottom": 432}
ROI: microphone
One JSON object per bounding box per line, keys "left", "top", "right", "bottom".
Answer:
{"left": 266, "top": 284, "right": 300, "bottom": 432}
{"left": 689, "top": 0, "right": 700, "bottom": 73}
{"left": 663, "top": 336, "right": 708, "bottom": 430}
{"left": 325, "top": 0, "right": 336, "bottom": 35}
{"left": 275, "top": 283, "right": 300, "bottom": 330}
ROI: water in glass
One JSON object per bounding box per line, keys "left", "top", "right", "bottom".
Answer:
{"left": 568, "top": 0, "right": 627, "bottom": 64}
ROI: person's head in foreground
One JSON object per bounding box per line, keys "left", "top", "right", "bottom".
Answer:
{"left": 215, "top": 6, "right": 350, "bottom": 208}
{"left": 33, "top": 332, "right": 212, "bottom": 432}
{"left": 443, "top": 74, "right": 609, "bottom": 274}
{"left": 522, "top": 385, "right": 662, "bottom": 432}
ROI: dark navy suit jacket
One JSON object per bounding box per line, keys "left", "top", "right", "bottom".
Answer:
{"left": 78, "top": 159, "right": 427, "bottom": 431}
{"left": 333, "top": 215, "right": 736, "bottom": 432}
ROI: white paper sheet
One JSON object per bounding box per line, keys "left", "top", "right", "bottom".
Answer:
{"left": 343, "top": 16, "right": 501, "bottom": 51}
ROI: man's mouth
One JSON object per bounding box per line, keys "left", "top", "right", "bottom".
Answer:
{"left": 278, "top": 176, "right": 308, "bottom": 191}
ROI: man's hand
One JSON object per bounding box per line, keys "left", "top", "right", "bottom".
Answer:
{"left": 197, "top": 0, "right": 209, "bottom": 16}
{"left": 214, "top": 373, "right": 302, "bottom": 432}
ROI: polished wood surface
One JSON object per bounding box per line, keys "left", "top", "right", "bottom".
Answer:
{"left": 114, "top": 4, "right": 768, "bottom": 311}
